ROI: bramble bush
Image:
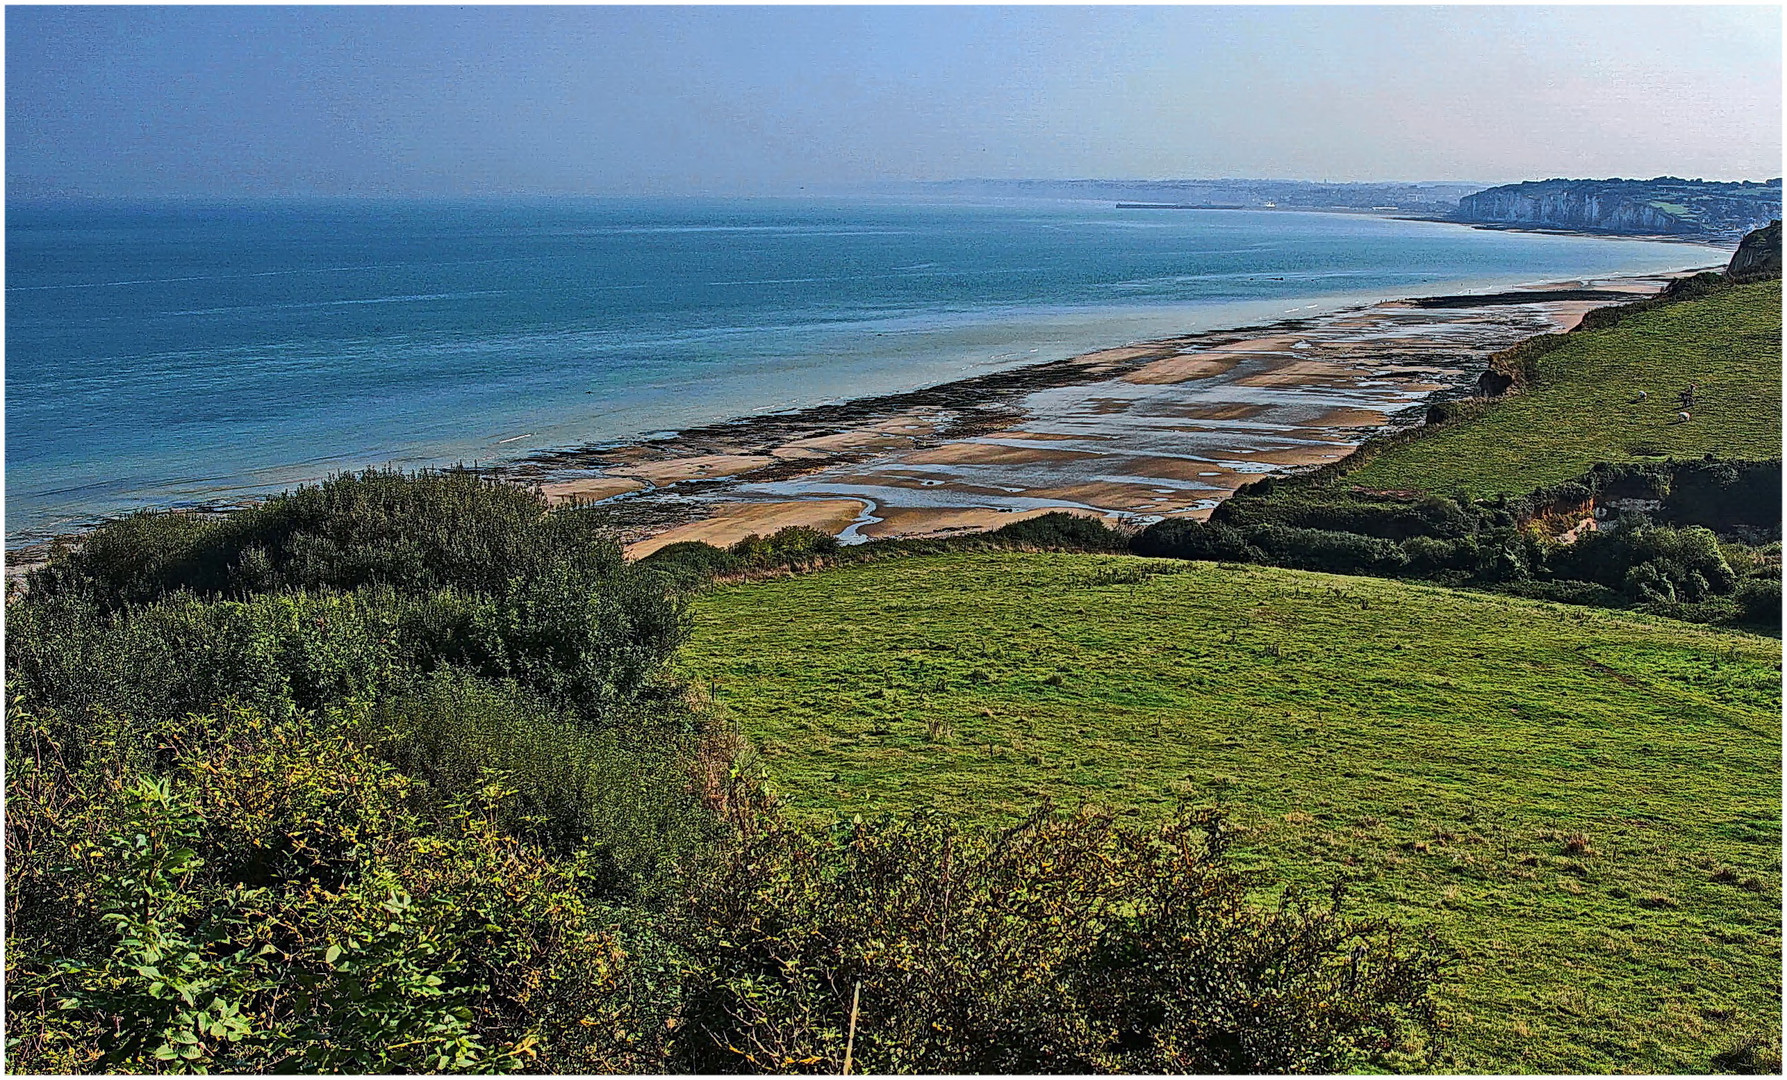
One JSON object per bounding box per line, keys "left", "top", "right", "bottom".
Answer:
{"left": 673, "top": 804, "right": 1445, "bottom": 1074}
{"left": 4, "top": 702, "right": 676, "bottom": 1074}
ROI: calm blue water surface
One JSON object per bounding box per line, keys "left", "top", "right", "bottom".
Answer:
{"left": 6, "top": 197, "right": 1716, "bottom": 544}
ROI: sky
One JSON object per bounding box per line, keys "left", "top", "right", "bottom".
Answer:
{"left": 5, "top": 5, "right": 1781, "bottom": 198}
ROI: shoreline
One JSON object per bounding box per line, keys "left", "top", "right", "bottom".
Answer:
{"left": 1382, "top": 213, "right": 1742, "bottom": 247}
{"left": 1102, "top": 202, "right": 1745, "bottom": 247}
{"left": 5, "top": 266, "right": 1711, "bottom": 574}
{"left": 516, "top": 270, "right": 1701, "bottom": 557}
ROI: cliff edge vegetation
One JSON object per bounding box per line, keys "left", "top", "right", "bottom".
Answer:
{"left": 1339, "top": 279, "right": 1781, "bottom": 497}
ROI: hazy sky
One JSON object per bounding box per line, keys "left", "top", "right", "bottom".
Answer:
{"left": 7, "top": 5, "right": 1781, "bottom": 197}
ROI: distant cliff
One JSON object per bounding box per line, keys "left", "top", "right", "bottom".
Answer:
{"left": 1727, "top": 220, "right": 1782, "bottom": 282}
{"left": 916, "top": 178, "right": 1482, "bottom": 214}
{"left": 1454, "top": 177, "right": 1782, "bottom": 239}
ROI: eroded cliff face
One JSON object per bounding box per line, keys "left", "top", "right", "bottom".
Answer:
{"left": 1727, "top": 220, "right": 1782, "bottom": 282}
{"left": 1460, "top": 188, "right": 1694, "bottom": 233}
{"left": 1455, "top": 178, "right": 1781, "bottom": 238}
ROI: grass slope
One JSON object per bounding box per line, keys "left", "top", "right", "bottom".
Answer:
{"left": 1344, "top": 282, "right": 1782, "bottom": 497}
{"left": 678, "top": 552, "right": 1782, "bottom": 1073}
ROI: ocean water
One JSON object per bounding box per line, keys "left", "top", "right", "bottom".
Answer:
{"left": 5, "top": 196, "right": 1716, "bottom": 545}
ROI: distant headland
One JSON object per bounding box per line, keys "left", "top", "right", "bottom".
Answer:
{"left": 1453, "top": 177, "right": 1782, "bottom": 241}
{"left": 915, "top": 176, "right": 1783, "bottom": 242}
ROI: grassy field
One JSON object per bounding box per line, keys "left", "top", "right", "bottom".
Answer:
{"left": 678, "top": 552, "right": 1782, "bottom": 1073}
{"left": 1343, "top": 282, "right": 1782, "bottom": 497}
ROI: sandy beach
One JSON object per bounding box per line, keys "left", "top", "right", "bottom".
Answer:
{"left": 506, "top": 272, "right": 1700, "bottom": 557}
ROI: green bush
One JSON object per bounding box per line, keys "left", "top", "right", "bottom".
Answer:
{"left": 10, "top": 572, "right": 687, "bottom": 746}
{"left": 6, "top": 590, "right": 402, "bottom": 749}
{"left": 988, "top": 511, "right": 1130, "bottom": 553}
{"left": 1125, "top": 462, "right": 1779, "bottom": 627}
{"left": 4, "top": 704, "right": 676, "bottom": 1075}
{"left": 1553, "top": 525, "right": 1738, "bottom": 603}
{"left": 25, "top": 510, "right": 230, "bottom": 610}
{"left": 1735, "top": 577, "right": 1782, "bottom": 629}
{"left": 728, "top": 526, "right": 841, "bottom": 567}
{"left": 640, "top": 541, "right": 744, "bottom": 587}
{"left": 360, "top": 673, "right": 712, "bottom": 892}
{"left": 29, "top": 469, "right": 602, "bottom": 609}
{"left": 1400, "top": 535, "right": 1460, "bottom": 574}
{"left": 674, "top": 805, "right": 1444, "bottom": 1074}
{"left": 1247, "top": 526, "right": 1412, "bottom": 576}
{"left": 1216, "top": 492, "right": 1476, "bottom": 541}
{"left": 640, "top": 527, "right": 844, "bottom": 588}
{"left": 1129, "top": 519, "right": 1260, "bottom": 562}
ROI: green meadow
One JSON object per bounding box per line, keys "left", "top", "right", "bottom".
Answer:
{"left": 1345, "top": 281, "right": 1782, "bottom": 497}
{"left": 679, "top": 552, "right": 1783, "bottom": 1073}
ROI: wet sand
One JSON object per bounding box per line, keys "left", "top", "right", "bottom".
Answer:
{"left": 502, "top": 273, "right": 1693, "bottom": 554}
{"left": 627, "top": 499, "right": 870, "bottom": 558}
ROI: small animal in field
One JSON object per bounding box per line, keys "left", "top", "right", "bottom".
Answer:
{"left": 1633, "top": 390, "right": 1648, "bottom": 402}
{"left": 1677, "top": 410, "right": 1691, "bottom": 423}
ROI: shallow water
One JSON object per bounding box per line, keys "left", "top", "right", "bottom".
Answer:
{"left": 5, "top": 196, "right": 1714, "bottom": 544}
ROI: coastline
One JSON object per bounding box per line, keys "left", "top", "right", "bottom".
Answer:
{"left": 4, "top": 265, "right": 1713, "bottom": 577}
{"left": 1109, "top": 202, "right": 1745, "bottom": 247}
{"left": 1384, "top": 213, "right": 1743, "bottom": 247}
{"left": 511, "top": 270, "right": 1703, "bottom": 557}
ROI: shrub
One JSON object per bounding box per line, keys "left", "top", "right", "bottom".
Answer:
{"left": 1423, "top": 399, "right": 1479, "bottom": 427}
{"left": 1130, "top": 519, "right": 1259, "bottom": 562}
{"left": 1735, "top": 578, "right": 1782, "bottom": 629}
{"left": 6, "top": 589, "right": 403, "bottom": 749}
{"left": 29, "top": 469, "right": 604, "bottom": 609}
{"left": 25, "top": 510, "right": 229, "bottom": 610}
{"left": 9, "top": 571, "right": 687, "bottom": 745}
{"left": 360, "top": 673, "right": 712, "bottom": 892}
{"left": 1555, "top": 525, "right": 1737, "bottom": 603}
{"left": 753, "top": 526, "right": 841, "bottom": 562}
{"left": 1658, "top": 459, "right": 1783, "bottom": 534}
{"left": 674, "top": 806, "right": 1444, "bottom": 1074}
{"left": 1214, "top": 492, "right": 1477, "bottom": 542}
{"left": 1401, "top": 535, "right": 1461, "bottom": 574}
{"left": 640, "top": 528, "right": 848, "bottom": 588}
{"left": 1247, "top": 526, "right": 1411, "bottom": 576}
{"left": 495, "top": 556, "right": 689, "bottom": 719}
{"left": 4, "top": 703, "right": 675, "bottom": 1075}
{"left": 639, "top": 541, "right": 743, "bottom": 587}
{"left": 990, "top": 511, "right": 1129, "bottom": 553}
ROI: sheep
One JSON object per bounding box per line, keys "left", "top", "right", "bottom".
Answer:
{"left": 1677, "top": 410, "right": 1691, "bottom": 423}
{"left": 1633, "top": 390, "right": 1649, "bottom": 403}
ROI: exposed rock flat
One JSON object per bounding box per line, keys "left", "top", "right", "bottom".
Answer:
{"left": 511, "top": 275, "right": 1690, "bottom": 554}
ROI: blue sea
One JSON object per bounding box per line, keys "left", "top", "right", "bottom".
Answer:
{"left": 5, "top": 197, "right": 1716, "bottom": 545}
